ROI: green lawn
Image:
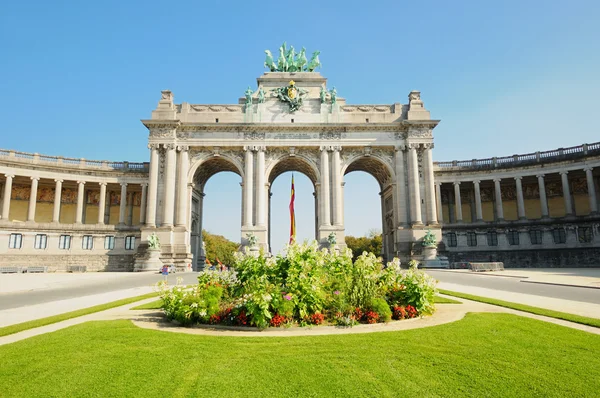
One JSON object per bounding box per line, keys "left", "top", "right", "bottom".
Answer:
{"left": 1, "top": 313, "right": 598, "bottom": 397}
{"left": 433, "top": 295, "right": 462, "bottom": 304}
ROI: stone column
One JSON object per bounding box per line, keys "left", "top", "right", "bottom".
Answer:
{"left": 515, "top": 176, "right": 526, "bottom": 220}
{"left": 320, "top": 146, "right": 331, "bottom": 226}
{"left": 453, "top": 182, "right": 462, "bottom": 222}
{"left": 52, "top": 179, "right": 63, "bottom": 223}
{"left": 140, "top": 183, "right": 148, "bottom": 224}
{"left": 332, "top": 146, "right": 343, "bottom": 226}
{"left": 423, "top": 144, "right": 438, "bottom": 224}
{"left": 145, "top": 144, "right": 159, "bottom": 227}
{"left": 243, "top": 147, "right": 254, "bottom": 227}
{"left": 176, "top": 145, "right": 190, "bottom": 227}
{"left": 75, "top": 181, "right": 85, "bottom": 224}
{"left": 395, "top": 146, "right": 408, "bottom": 225}
{"left": 584, "top": 167, "right": 598, "bottom": 214}
{"left": 435, "top": 182, "right": 443, "bottom": 223}
{"left": 473, "top": 180, "right": 483, "bottom": 221}
{"left": 559, "top": 171, "right": 573, "bottom": 216}
{"left": 119, "top": 183, "right": 128, "bottom": 225}
{"left": 256, "top": 147, "right": 266, "bottom": 226}
{"left": 1, "top": 175, "right": 14, "bottom": 220}
{"left": 97, "top": 182, "right": 107, "bottom": 224}
{"left": 493, "top": 178, "right": 504, "bottom": 221}
{"left": 537, "top": 174, "right": 549, "bottom": 218}
{"left": 27, "top": 177, "right": 39, "bottom": 222}
{"left": 162, "top": 144, "right": 177, "bottom": 226}
{"left": 407, "top": 144, "right": 422, "bottom": 225}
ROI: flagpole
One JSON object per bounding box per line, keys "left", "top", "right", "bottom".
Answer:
{"left": 289, "top": 173, "right": 296, "bottom": 244}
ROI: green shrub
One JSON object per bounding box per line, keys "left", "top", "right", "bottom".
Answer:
{"left": 368, "top": 297, "right": 392, "bottom": 322}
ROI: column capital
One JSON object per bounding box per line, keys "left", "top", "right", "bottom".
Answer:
{"left": 177, "top": 145, "right": 189, "bottom": 152}
{"left": 493, "top": 178, "right": 502, "bottom": 183}
{"left": 472, "top": 179, "right": 481, "bottom": 185}
{"left": 30, "top": 176, "right": 40, "bottom": 181}
{"left": 4, "top": 174, "right": 15, "bottom": 179}
{"left": 434, "top": 181, "right": 443, "bottom": 187}
{"left": 395, "top": 144, "right": 407, "bottom": 152}
{"left": 140, "top": 182, "right": 148, "bottom": 188}
{"left": 319, "top": 145, "right": 331, "bottom": 152}
{"left": 559, "top": 170, "right": 569, "bottom": 176}
{"left": 163, "top": 143, "right": 176, "bottom": 150}
{"left": 120, "top": 182, "right": 128, "bottom": 187}
{"left": 453, "top": 181, "right": 461, "bottom": 186}
{"left": 407, "top": 143, "right": 420, "bottom": 150}
{"left": 514, "top": 176, "right": 523, "bottom": 181}
{"left": 54, "top": 179, "right": 63, "bottom": 183}
{"left": 583, "top": 166, "right": 593, "bottom": 172}
{"left": 77, "top": 180, "right": 86, "bottom": 185}
{"left": 188, "top": 182, "right": 196, "bottom": 189}
{"left": 423, "top": 143, "right": 434, "bottom": 150}
{"left": 331, "top": 145, "right": 342, "bottom": 152}
{"left": 148, "top": 143, "right": 160, "bottom": 150}
{"left": 98, "top": 182, "right": 107, "bottom": 187}
{"left": 536, "top": 174, "right": 545, "bottom": 179}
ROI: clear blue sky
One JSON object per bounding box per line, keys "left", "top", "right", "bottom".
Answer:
{"left": 1, "top": 1, "right": 599, "bottom": 253}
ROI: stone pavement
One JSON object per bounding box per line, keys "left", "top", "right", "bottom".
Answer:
{"left": 0, "top": 272, "right": 150, "bottom": 294}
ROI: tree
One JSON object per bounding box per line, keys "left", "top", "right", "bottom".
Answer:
{"left": 202, "top": 230, "right": 239, "bottom": 267}
{"left": 345, "top": 232, "right": 382, "bottom": 259}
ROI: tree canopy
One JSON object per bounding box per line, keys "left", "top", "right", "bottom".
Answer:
{"left": 202, "top": 230, "right": 239, "bottom": 266}
{"left": 345, "top": 230, "right": 382, "bottom": 259}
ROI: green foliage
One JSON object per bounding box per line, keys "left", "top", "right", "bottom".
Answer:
{"left": 344, "top": 230, "right": 382, "bottom": 259}
{"left": 386, "top": 267, "right": 437, "bottom": 315}
{"left": 203, "top": 230, "right": 239, "bottom": 266}
{"left": 368, "top": 297, "right": 392, "bottom": 322}
{"left": 158, "top": 281, "right": 223, "bottom": 325}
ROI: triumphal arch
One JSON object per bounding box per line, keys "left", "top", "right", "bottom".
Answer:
{"left": 141, "top": 45, "right": 440, "bottom": 270}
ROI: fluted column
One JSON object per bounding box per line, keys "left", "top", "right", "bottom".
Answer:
{"left": 395, "top": 146, "right": 408, "bottom": 225}
{"left": 536, "top": 174, "right": 549, "bottom": 218}
{"left": 256, "top": 147, "right": 266, "bottom": 226}
{"left": 2, "top": 175, "right": 14, "bottom": 220}
{"left": 515, "top": 176, "right": 526, "bottom": 220}
{"left": 243, "top": 147, "right": 254, "bottom": 227}
{"left": 146, "top": 144, "right": 159, "bottom": 227}
{"left": 332, "top": 146, "right": 343, "bottom": 225}
{"left": 140, "top": 183, "right": 148, "bottom": 224}
{"left": 27, "top": 177, "right": 39, "bottom": 222}
{"left": 559, "top": 171, "right": 573, "bottom": 216}
{"left": 176, "top": 145, "right": 190, "bottom": 227}
{"left": 493, "top": 178, "right": 504, "bottom": 221}
{"left": 435, "top": 182, "right": 443, "bottom": 223}
{"left": 320, "top": 146, "right": 331, "bottom": 226}
{"left": 97, "top": 182, "right": 107, "bottom": 224}
{"left": 52, "top": 179, "right": 63, "bottom": 223}
{"left": 75, "top": 181, "right": 85, "bottom": 224}
{"left": 162, "top": 144, "right": 177, "bottom": 226}
{"left": 423, "top": 144, "right": 437, "bottom": 224}
{"left": 407, "top": 144, "right": 422, "bottom": 225}
{"left": 584, "top": 167, "right": 597, "bottom": 214}
{"left": 119, "top": 183, "right": 128, "bottom": 225}
{"left": 473, "top": 180, "right": 483, "bottom": 221}
{"left": 453, "top": 182, "right": 463, "bottom": 222}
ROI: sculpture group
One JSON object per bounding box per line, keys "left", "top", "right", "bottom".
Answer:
{"left": 265, "top": 43, "right": 321, "bottom": 72}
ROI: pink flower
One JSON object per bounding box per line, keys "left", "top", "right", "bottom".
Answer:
{"left": 284, "top": 295, "right": 292, "bottom": 301}
{"left": 334, "top": 290, "right": 340, "bottom": 295}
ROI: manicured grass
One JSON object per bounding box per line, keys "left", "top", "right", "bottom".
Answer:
{"left": 433, "top": 295, "right": 461, "bottom": 304}
{"left": 131, "top": 299, "right": 163, "bottom": 310}
{"left": 439, "top": 289, "right": 600, "bottom": 328}
{"left": 1, "top": 314, "right": 599, "bottom": 397}
{"left": 0, "top": 292, "right": 159, "bottom": 338}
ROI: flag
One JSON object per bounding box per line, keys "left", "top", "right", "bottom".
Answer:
{"left": 217, "top": 257, "right": 225, "bottom": 271}
{"left": 289, "top": 174, "right": 296, "bottom": 244}
{"left": 205, "top": 257, "right": 212, "bottom": 266}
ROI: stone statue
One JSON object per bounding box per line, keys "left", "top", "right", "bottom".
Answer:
{"left": 422, "top": 229, "right": 437, "bottom": 248}
{"left": 147, "top": 233, "right": 160, "bottom": 250}
{"left": 320, "top": 85, "right": 327, "bottom": 103}
{"left": 329, "top": 87, "right": 337, "bottom": 105}
{"left": 244, "top": 86, "right": 253, "bottom": 106}
{"left": 307, "top": 51, "right": 321, "bottom": 72}
{"left": 286, "top": 45, "right": 296, "bottom": 71}
{"left": 296, "top": 47, "right": 307, "bottom": 71}
{"left": 277, "top": 45, "right": 288, "bottom": 72}
{"left": 264, "top": 50, "right": 277, "bottom": 72}
{"left": 257, "top": 87, "right": 265, "bottom": 104}
{"left": 246, "top": 232, "right": 257, "bottom": 247}
{"left": 327, "top": 232, "right": 337, "bottom": 245}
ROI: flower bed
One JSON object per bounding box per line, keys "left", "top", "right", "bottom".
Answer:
{"left": 157, "top": 242, "right": 437, "bottom": 329}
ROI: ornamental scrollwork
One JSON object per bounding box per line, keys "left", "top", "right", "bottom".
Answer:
{"left": 408, "top": 127, "right": 433, "bottom": 138}
{"left": 319, "top": 131, "right": 342, "bottom": 140}
{"left": 149, "top": 128, "right": 175, "bottom": 138}
{"left": 244, "top": 132, "right": 266, "bottom": 140}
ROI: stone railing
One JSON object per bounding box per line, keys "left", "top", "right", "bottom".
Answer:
{"left": 435, "top": 142, "right": 600, "bottom": 171}
{"left": 0, "top": 149, "right": 149, "bottom": 173}
{"left": 340, "top": 105, "right": 395, "bottom": 113}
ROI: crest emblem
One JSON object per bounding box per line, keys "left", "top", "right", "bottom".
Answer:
{"left": 271, "top": 80, "right": 307, "bottom": 113}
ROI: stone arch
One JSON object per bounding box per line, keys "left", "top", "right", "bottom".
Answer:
{"left": 341, "top": 153, "right": 394, "bottom": 190}
{"left": 188, "top": 154, "right": 244, "bottom": 191}
{"left": 266, "top": 153, "right": 320, "bottom": 186}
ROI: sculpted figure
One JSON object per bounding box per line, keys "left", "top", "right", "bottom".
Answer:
{"left": 264, "top": 50, "right": 278, "bottom": 71}
{"left": 257, "top": 87, "right": 265, "bottom": 103}
{"left": 296, "top": 47, "right": 307, "bottom": 71}
{"left": 147, "top": 233, "right": 160, "bottom": 250}
{"left": 329, "top": 87, "right": 337, "bottom": 105}
{"left": 277, "top": 45, "right": 288, "bottom": 72}
{"left": 327, "top": 232, "right": 337, "bottom": 245}
{"left": 320, "top": 85, "right": 327, "bottom": 103}
{"left": 307, "top": 51, "right": 321, "bottom": 72}
{"left": 286, "top": 45, "right": 296, "bottom": 71}
{"left": 244, "top": 86, "right": 254, "bottom": 105}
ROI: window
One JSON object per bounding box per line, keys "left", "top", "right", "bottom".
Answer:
{"left": 9, "top": 233, "right": 22, "bottom": 249}
{"left": 34, "top": 234, "right": 48, "bottom": 249}
{"left": 578, "top": 227, "right": 593, "bottom": 243}
{"left": 59, "top": 235, "right": 71, "bottom": 250}
{"left": 529, "top": 230, "right": 543, "bottom": 245}
{"left": 507, "top": 230, "right": 520, "bottom": 246}
{"left": 125, "top": 236, "right": 136, "bottom": 250}
{"left": 486, "top": 231, "right": 498, "bottom": 246}
{"left": 104, "top": 236, "right": 115, "bottom": 250}
{"left": 82, "top": 235, "right": 94, "bottom": 250}
{"left": 552, "top": 228, "right": 566, "bottom": 244}
{"left": 446, "top": 233, "right": 457, "bottom": 247}
{"left": 466, "top": 232, "right": 477, "bottom": 247}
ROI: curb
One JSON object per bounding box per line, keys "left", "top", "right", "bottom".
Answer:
{"left": 520, "top": 280, "right": 600, "bottom": 290}
{"left": 428, "top": 269, "right": 524, "bottom": 279}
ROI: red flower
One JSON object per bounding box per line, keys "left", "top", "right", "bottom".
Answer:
{"left": 309, "top": 313, "right": 325, "bottom": 325}
{"left": 270, "top": 314, "right": 287, "bottom": 327}
{"left": 208, "top": 314, "right": 221, "bottom": 324}
{"left": 365, "top": 311, "right": 380, "bottom": 324}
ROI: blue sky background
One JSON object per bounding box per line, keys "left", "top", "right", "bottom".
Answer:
{"left": 1, "top": 1, "right": 599, "bottom": 253}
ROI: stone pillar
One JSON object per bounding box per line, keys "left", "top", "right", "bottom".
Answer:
{"left": 256, "top": 147, "right": 266, "bottom": 226}
{"left": 119, "top": 183, "right": 128, "bottom": 225}
{"left": 139, "top": 183, "right": 148, "bottom": 224}
{"left": 493, "top": 178, "right": 504, "bottom": 221}
{"left": 395, "top": 146, "right": 408, "bottom": 225}
{"left": 75, "top": 181, "right": 85, "bottom": 224}
{"left": 320, "top": 146, "right": 331, "bottom": 226}
{"left": 584, "top": 167, "right": 598, "bottom": 214}
{"left": 453, "top": 182, "right": 463, "bottom": 222}
{"left": 162, "top": 144, "right": 177, "bottom": 226}
{"left": 560, "top": 171, "right": 573, "bottom": 216}
{"left": 146, "top": 144, "right": 159, "bottom": 227}
{"left": 52, "top": 179, "right": 63, "bottom": 223}
{"left": 332, "top": 146, "right": 343, "bottom": 226}
{"left": 97, "top": 182, "right": 107, "bottom": 224}
{"left": 27, "top": 177, "right": 39, "bottom": 222}
{"left": 537, "top": 174, "right": 549, "bottom": 218}
{"left": 435, "top": 182, "right": 443, "bottom": 223}
{"left": 243, "top": 147, "right": 254, "bottom": 227}
{"left": 407, "top": 144, "right": 422, "bottom": 225}
{"left": 473, "top": 180, "right": 483, "bottom": 221}
{"left": 176, "top": 146, "right": 190, "bottom": 227}
{"left": 423, "top": 144, "right": 438, "bottom": 224}
{"left": 515, "top": 176, "right": 526, "bottom": 220}
{"left": 1, "top": 175, "right": 14, "bottom": 220}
